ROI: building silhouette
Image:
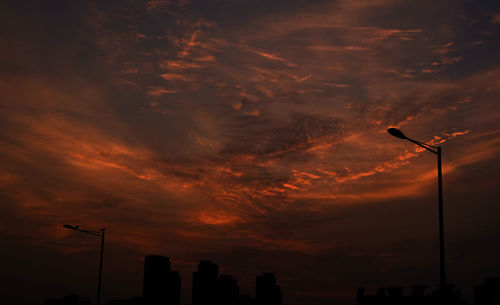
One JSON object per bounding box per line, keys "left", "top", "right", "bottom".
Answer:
{"left": 219, "top": 274, "right": 239, "bottom": 305}
{"left": 45, "top": 252, "right": 500, "bottom": 305}
{"left": 239, "top": 294, "right": 257, "bottom": 305}
{"left": 256, "top": 273, "right": 282, "bottom": 305}
{"left": 45, "top": 294, "right": 91, "bottom": 305}
{"left": 105, "top": 297, "right": 144, "bottom": 305}
{"left": 357, "top": 285, "right": 469, "bottom": 305}
{"left": 192, "top": 260, "right": 220, "bottom": 305}
{"left": 474, "top": 277, "right": 500, "bottom": 305}
{"left": 142, "top": 255, "right": 181, "bottom": 305}
{"left": 48, "top": 256, "right": 285, "bottom": 305}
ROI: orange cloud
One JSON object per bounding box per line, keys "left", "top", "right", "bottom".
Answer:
{"left": 309, "top": 45, "right": 367, "bottom": 52}
{"left": 147, "top": 86, "right": 178, "bottom": 96}
{"left": 160, "top": 73, "right": 192, "bottom": 81}
{"left": 193, "top": 210, "right": 244, "bottom": 226}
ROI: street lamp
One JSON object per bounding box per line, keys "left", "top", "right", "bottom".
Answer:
{"left": 387, "top": 128, "right": 447, "bottom": 304}
{"left": 63, "top": 225, "right": 106, "bottom": 305}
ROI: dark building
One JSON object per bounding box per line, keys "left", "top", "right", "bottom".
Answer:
{"left": 164, "top": 270, "right": 181, "bottom": 305}
{"left": 474, "top": 278, "right": 500, "bottom": 305}
{"left": 219, "top": 274, "right": 239, "bottom": 305}
{"left": 357, "top": 285, "right": 467, "bottom": 305}
{"left": 256, "top": 273, "right": 282, "bottom": 305}
{"left": 239, "top": 294, "right": 257, "bottom": 305}
{"left": 105, "top": 297, "right": 144, "bottom": 305}
{"left": 44, "top": 294, "right": 91, "bottom": 305}
{"left": 192, "top": 260, "right": 219, "bottom": 305}
{"left": 142, "top": 255, "right": 181, "bottom": 305}
{"left": 357, "top": 286, "right": 428, "bottom": 305}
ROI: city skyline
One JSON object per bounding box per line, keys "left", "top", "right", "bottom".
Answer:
{"left": 46, "top": 255, "right": 283, "bottom": 305}
{"left": 43, "top": 254, "right": 498, "bottom": 305}
{"left": 1, "top": 0, "right": 499, "bottom": 305}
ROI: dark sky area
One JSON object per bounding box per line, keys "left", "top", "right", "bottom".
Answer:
{"left": 0, "top": 1, "right": 499, "bottom": 304}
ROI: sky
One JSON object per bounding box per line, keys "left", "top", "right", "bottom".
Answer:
{"left": 0, "top": 0, "right": 499, "bottom": 304}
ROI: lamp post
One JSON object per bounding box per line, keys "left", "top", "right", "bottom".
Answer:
{"left": 387, "top": 128, "right": 447, "bottom": 304}
{"left": 63, "top": 225, "right": 106, "bottom": 305}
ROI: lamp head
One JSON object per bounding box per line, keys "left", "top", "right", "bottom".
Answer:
{"left": 387, "top": 128, "right": 407, "bottom": 139}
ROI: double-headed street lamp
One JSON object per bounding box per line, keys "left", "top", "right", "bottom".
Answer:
{"left": 63, "top": 225, "right": 106, "bottom": 305}
{"left": 387, "top": 128, "right": 447, "bottom": 304}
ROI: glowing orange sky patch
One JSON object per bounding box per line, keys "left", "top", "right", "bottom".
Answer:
{"left": 195, "top": 210, "right": 243, "bottom": 226}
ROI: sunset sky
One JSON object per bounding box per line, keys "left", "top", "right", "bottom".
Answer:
{"left": 1, "top": 1, "right": 499, "bottom": 304}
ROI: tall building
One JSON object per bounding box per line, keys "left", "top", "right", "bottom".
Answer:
{"left": 219, "top": 274, "right": 239, "bottom": 305}
{"left": 256, "top": 273, "right": 282, "bottom": 305}
{"left": 192, "top": 260, "right": 219, "bottom": 305}
{"left": 169, "top": 270, "right": 181, "bottom": 305}
{"left": 142, "top": 255, "right": 181, "bottom": 305}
